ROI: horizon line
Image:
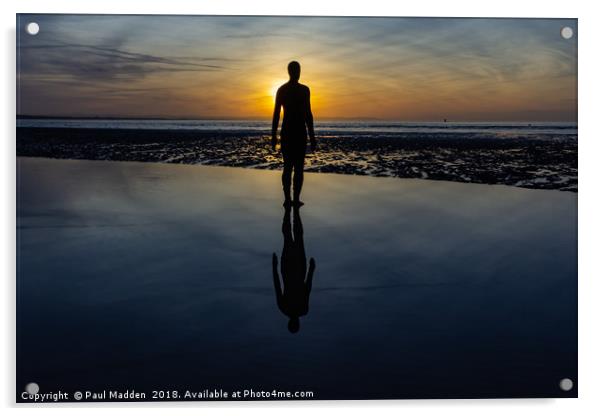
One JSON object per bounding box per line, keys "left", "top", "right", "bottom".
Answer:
{"left": 16, "top": 114, "right": 578, "bottom": 123}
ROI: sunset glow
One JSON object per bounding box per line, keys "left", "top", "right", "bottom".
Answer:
{"left": 17, "top": 15, "right": 577, "bottom": 121}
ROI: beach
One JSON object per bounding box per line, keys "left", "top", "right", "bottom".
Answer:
{"left": 17, "top": 157, "right": 577, "bottom": 400}
{"left": 16, "top": 120, "right": 578, "bottom": 192}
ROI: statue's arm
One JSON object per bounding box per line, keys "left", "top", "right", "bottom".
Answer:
{"left": 271, "top": 90, "right": 282, "bottom": 149}
{"left": 306, "top": 88, "right": 316, "bottom": 148}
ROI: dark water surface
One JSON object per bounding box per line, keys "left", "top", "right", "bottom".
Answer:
{"left": 17, "top": 157, "right": 577, "bottom": 400}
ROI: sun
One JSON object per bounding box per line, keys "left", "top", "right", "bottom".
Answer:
{"left": 270, "top": 80, "right": 284, "bottom": 101}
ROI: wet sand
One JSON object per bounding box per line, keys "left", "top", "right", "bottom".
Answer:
{"left": 17, "top": 157, "right": 577, "bottom": 400}
{"left": 17, "top": 127, "right": 577, "bottom": 192}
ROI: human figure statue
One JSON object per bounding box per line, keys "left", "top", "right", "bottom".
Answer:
{"left": 271, "top": 61, "right": 317, "bottom": 207}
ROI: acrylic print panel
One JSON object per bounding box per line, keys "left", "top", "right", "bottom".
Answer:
{"left": 16, "top": 14, "right": 577, "bottom": 402}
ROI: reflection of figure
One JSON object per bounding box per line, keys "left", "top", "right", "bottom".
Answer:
{"left": 272, "top": 206, "right": 316, "bottom": 333}
{"left": 271, "top": 61, "right": 317, "bottom": 207}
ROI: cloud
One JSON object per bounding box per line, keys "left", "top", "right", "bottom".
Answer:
{"left": 16, "top": 15, "right": 577, "bottom": 120}
{"left": 19, "top": 41, "right": 231, "bottom": 84}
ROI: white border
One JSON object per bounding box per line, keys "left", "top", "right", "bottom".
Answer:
{"left": 3, "top": 1, "right": 601, "bottom": 415}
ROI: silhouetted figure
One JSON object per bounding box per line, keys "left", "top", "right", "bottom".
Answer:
{"left": 272, "top": 61, "right": 317, "bottom": 207}
{"left": 272, "top": 205, "right": 316, "bottom": 333}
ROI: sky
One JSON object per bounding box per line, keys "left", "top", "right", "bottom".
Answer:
{"left": 17, "top": 15, "right": 577, "bottom": 121}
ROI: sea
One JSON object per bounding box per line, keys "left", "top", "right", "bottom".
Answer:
{"left": 17, "top": 118, "right": 577, "bottom": 138}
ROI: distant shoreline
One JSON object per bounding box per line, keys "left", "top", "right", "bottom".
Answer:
{"left": 16, "top": 115, "right": 577, "bottom": 123}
